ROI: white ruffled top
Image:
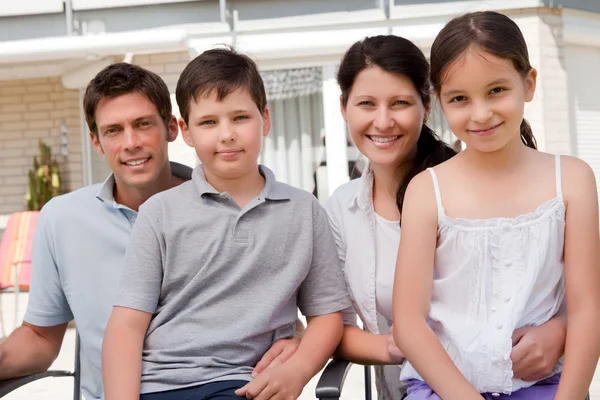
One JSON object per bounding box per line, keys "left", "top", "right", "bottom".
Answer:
{"left": 400, "top": 154, "right": 565, "bottom": 394}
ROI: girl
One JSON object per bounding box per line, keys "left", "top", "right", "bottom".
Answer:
{"left": 325, "top": 34, "right": 569, "bottom": 399}
{"left": 393, "top": 11, "right": 600, "bottom": 400}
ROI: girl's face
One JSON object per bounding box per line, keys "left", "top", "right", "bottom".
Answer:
{"left": 438, "top": 45, "right": 536, "bottom": 153}
{"left": 341, "top": 66, "right": 428, "bottom": 171}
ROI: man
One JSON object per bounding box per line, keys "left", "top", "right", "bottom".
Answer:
{"left": 0, "top": 63, "right": 298, "bottom": 400}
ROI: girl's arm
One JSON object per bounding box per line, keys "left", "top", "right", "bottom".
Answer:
{"left": 392, "top": 172, "right": 482, "bottom": 400}
{"left": 102, "top": 306, "right": 152, "bottom": 400}
{"left": 554, "top": 156, "right": 600, "bottom": 400}
{"left": 336, "top": 325, "right": 403, "bottom": 365}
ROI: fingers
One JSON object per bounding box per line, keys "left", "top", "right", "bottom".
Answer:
{"left": 253, "top": 342, "right": 285, "bottom": 377}
{"left": 511, "top": 326, "right": 528, "bottom": 346}
{"left": 510, "top": 338, "right": 531, "bottom": 378}
{"left": 235, "top": 377, "right": 269, "bottom": 399}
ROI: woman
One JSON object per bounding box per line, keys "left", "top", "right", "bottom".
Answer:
{"left": 325, "top": 35, "right": 567, "bottom": 399}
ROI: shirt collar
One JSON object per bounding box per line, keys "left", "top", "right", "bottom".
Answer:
{"left": 95, "top": 161, "right": 193, "bottom": 207}
{"left": 348, "top": 166, "right": 374, "bottom": 212}
{"left": 192, "top": 164, "right": 291, "bottom": 201}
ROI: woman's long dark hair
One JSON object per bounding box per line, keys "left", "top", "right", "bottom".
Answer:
{"left": 337, "top": 35, "right": 456, "bottom": 220}
{"left": 430, "top": 11, "right": 537, "bottom": 149}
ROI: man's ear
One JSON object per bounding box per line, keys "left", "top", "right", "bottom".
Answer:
{"left": 167, "top": 115, "right": 179, "bottom": 143}
{"left": 89, "top": 132, "right": 104, "bottom": 155}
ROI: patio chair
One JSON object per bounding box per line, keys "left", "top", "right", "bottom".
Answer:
{"left": 315, "top": 359, "right": 591, "bottom": 400}
{"left": 0, "top": 331, "right": 80, "bottom": 399}
{"left": 0, "top": 211, "right": 39, "bottom": 337}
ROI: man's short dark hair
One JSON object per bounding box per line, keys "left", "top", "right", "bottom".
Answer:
{"left": 83, "top": 63, "right": 172, "bottom": 136}
{"left": 175, "top": 47, "right": 267, "bottom": 125}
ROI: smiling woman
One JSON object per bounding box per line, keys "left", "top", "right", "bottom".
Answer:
{"left": 325, "top": 35, "right": 456, "bottom": 400}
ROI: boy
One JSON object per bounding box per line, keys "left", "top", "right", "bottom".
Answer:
{"left": 102, "top": 48, "right": 351, "bottom": 400}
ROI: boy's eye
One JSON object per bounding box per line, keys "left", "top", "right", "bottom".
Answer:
{"left": 490, "top": 87, "right": 507, "bottom": 94}
{"left": 199, "top": 120, "right": 216, "bottom": 126}
{"left": 234, "top": 115, "right": 249, "bottom": 121}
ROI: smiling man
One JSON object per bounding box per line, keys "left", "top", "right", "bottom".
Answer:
{"left": 0, "top": 63, "right": 190, "bottom": 400}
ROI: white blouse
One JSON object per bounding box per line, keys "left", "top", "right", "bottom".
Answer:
{"left": 326, "top": 168, "right": 404, "bottom": 400}
{"left": 374, "top": 213, "right": 400, "bottom": 324}
{"left": 400, "top": 154, "right": 566, "bottom": 394}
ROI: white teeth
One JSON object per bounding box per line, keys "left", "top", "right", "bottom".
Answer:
{"left": 125, "top": 158, "right": 149, "bottom": 166}
{"left": 370, "top": 136, "right": 399, "bottom": 143}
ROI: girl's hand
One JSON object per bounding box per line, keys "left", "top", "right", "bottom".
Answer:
{"left": 510, "top": 318, "right": 566, "bottom": 381}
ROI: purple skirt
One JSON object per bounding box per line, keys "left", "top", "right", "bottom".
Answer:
{"left": 405, "top": 374, "right": 560, "bottom": 400}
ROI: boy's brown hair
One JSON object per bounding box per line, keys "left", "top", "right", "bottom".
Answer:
{"left": 175, "top": 47, "right": 267, "bottom": 124}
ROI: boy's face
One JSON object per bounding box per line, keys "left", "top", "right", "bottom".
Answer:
{"left": 90, "top": 92, "right": 178, "bottom": 192}
{"left": 180, "top": 88, "right": 270, "bottom": 182}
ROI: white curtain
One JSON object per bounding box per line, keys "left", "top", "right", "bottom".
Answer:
{"left": 260, "top": 93, "right": 324, "bottom": 193}
{"left": 259, "top": 67, "right": 325, "bottom": 194}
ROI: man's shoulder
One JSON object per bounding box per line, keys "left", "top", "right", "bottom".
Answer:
{"left": 41, "top": 183, "right": 103, "bottom": 216}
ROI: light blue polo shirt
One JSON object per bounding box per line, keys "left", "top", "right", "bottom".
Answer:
{"left": 23, "top": 163, "right": 191, "bottom": 400}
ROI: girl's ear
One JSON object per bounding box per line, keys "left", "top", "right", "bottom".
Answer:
{"left": 524, "top": 67, "right": 537, "bottom": 103}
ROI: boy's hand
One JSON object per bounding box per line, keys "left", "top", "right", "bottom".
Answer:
{"left": 252, "top": 337, "right": 301, "bottom": 378}
{"left": 236, "top": 361, "right": 308, "bottom": 400}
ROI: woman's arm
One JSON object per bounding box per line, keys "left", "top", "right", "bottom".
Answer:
{"left": 102, "top": 307, "right": 152, "bottom": 400}
{"left": 392, "top": 172, "right": 482, "bottom": 400}
{"left": 336, "top": 324, "right": 403, "bottom": 365}
{"left": 554, "top": 157, "right": 600, "bottom": 400}
{"left": 510, "top": 314, "right": 566, "bottom": 381}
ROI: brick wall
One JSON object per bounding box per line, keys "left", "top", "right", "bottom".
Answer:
{"left": 0, "top": 77, "right": 82, "bottom": 214}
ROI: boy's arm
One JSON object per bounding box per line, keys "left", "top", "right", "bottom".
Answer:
{"left": 392, "top": 173, "right": 482, "bottom": 400}
{"left": 554, "top": 157, "right": 600, "bottom": 400}
{"left": 102, "top": 307, "right": 152, "bottom": 400}
{"left": 236, "top": 313, "right": 343, "bottom": 399}
{"left": 102, "top": 200, "right": 166, "bottom": 399}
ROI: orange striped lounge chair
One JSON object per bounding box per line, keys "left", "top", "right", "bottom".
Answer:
{"left": 0, "top": 210, "right": 39, "bottom": 337}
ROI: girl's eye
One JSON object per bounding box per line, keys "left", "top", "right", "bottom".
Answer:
{"left": 394, "top": 100, "right": 409, "bottom": 106}
{"left": 357, "top": 101, "right": 374, "bottom": 106}
{"left": 450, "top": 95, "right": 467, "bottom": 103}
{"left": 490, "top": 87, "right": 507, "bottom": 94}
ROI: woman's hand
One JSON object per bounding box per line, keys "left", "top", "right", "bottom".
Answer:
{"left": 510, "top": 318, "right": 565, "bottom": 381}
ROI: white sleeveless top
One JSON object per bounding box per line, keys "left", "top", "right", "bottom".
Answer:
{"left": 400, "top": 154, "right": 566, "bottom": 394}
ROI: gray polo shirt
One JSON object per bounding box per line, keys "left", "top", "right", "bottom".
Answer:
{"left": 115, "top": 165, "right": 351, "bottom": 394}
{"left": 23, "top": 162, "right": 192, "bottom": 400}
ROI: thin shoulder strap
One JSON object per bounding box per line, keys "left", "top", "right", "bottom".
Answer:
{"left": 427, "top": 168, "right": 444, "bottom": 213}
{"left": 555, "top": 154, "right": 563, "bottom": 200}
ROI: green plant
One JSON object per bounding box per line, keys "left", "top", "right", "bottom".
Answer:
{"left": 25, "top": 140, "right": 61, "bottom": 211}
